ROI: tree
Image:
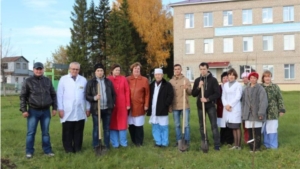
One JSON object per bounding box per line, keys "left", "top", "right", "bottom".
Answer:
{"left": 95, "top": 0, "right": 110, "bottom": 72}
{"left": 106, "top": 0, "right": 138, "bottom": 76}
{"left": 119, "top": 0, "right": 173, "bottom": 70}
{"left": 67, "top": 0, "right": 91, "bottom": 77}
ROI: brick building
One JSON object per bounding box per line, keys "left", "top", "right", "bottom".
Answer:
{"left": 170, "top": 0, "right": 299, "bottom": 90}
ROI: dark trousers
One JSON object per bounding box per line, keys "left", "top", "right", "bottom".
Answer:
{"left": 92, "top": 109, "right": 111, "bottom": 148}
{"left": 128, "top": 125, "right": 144, "bottom": 146}
{"left": 220, "top": 127, "right": 234, "bottom": 145}
{"left": 248, "top": 128, "right": 262, "bottom": 151}
{"left": 197, "top": 107, "right": 220, "bottom": 147}
{"left": 62, "top": 119, "right": 85, "bottom": 153}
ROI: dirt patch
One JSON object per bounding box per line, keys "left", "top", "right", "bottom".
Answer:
{"left": 1, "top": 158, "right": 17, "bottom": 169}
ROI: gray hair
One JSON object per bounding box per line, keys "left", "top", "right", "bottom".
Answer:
{"left": 69, "top": 62, "right": 80, "bottom": 68}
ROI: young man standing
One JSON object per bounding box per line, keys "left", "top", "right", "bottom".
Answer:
{"left": 192, "top": 62, "right": 221, "bottom": 150}
{"left": 20, "top": 62, "right": 56, "bottom": 158}
{"left": 85, "top": 63, "right": 116, "bottom": 149}
{"left": 147, "top": 68, "right": 174, "bottom": 147}
{"left": 169, "top": 64, "right": 192, "bottom": 147}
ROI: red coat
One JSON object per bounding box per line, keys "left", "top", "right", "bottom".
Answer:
{"left": 108, "top": 75, "right": 131, "bottom": 130}
{"left": 216, "top": 85, "right": 223, "bottom": 118}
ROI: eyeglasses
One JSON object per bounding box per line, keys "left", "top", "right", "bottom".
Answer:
{"left": 70, "top": 68, "right": 80, "bottom": 71}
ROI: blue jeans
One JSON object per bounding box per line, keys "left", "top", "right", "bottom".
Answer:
{"left": 26, "top": 108, "right": 52, "bottom": 154}
{"left": 92, "top": 109, "right": 111, "bottom": 148}
{"left": 173, "top": 109, "right": 190, "bottom": 142}
{"left": 197, "top": 107, "right": 220, "bottom": 147}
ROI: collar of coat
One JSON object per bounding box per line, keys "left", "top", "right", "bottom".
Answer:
{"left": 172, "top": 74, "right": 185, "bottom": 80}
{"left": 128, "top": 74, "right": 143, "bottom": 80}
{"left": 151, "top": 78, "right": 167, "bottom": 86}
{"left": 261, "top": 82, "right": 274, "bottom": 87}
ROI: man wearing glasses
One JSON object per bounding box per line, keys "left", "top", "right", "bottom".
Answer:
{"left": 20, "top": 62, "right": 57, "bottom": 158}
{"left": 57, "top": 62, "right": 90, "bottom": 153}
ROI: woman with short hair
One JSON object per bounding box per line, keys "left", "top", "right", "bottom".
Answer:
{"left": 221, "top": 68, "right": 242, "bottom": 149}
{"left": 261, "top": 70, "right": 285, "bottom": 149}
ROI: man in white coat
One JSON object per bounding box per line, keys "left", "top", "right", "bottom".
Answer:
{"left": 57, "top": 62, "right": 90, "bottom": 153}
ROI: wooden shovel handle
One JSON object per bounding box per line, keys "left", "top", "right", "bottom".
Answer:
{"left": 97, "top": 83, "right": 102, "bottom": 140}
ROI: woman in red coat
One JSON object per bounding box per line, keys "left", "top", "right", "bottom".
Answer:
{"left": 107, "top": 64, "right": 130, "bottom": 148}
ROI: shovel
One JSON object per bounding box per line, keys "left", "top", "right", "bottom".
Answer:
{"left": 178, "top": 80, "right": 188, "bottom": 152}
{"left": 95, "top": 83, "right": 106, "bottom": 156}
{"left": 200, "top": 85, "right": 209, "bottom": 153}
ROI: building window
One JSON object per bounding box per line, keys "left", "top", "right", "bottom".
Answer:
{"left": 284, "top": 64, "right": 295, "bottom": 79}
{"left": 186, "top": 67, "right": 194, "bottom": 81}
{"left": 262, "top": 8, "right": 273, "bottom": 23}
{"left": 185, "top": 40, "right": 195, "bottom": 54}
{"left": 185, "top": 13, "right": 194, "bottom": 28}
{"left": 16, "top": 63, "right": 21, "bottom": 69}
{"left": 263, "top": 36, "right": 273, "bottom": 51}
{"left": 283, "top": 6, "right": 294, "bottom": 22}
{"left": 284, "top": 35, "right": 295, "bottom": 50}
{"left": 223, "top": 38, "right": 233, "bottom": 53}
{"left": 23, "top": 63, "right": 27, "bottom": 69}
{"left": 203, "top": 12, "right": 213, "bottom": 27}
{"left": 223, "top": 11, "right": 233, "bottom": 26}
{"left": 204, "top": 39, "right": 213, "bottom": 53}
{"left": 240, "top": 65, "right": 256, "bottom": 79}
{"left": 15, "top": 77, "right": 19, "bottom": 83}
{"left": 2, "top": 63, "right": 8, "bottom": 69}
{"left": 242, "top": 9, "right": 252, "bottom": 24}
{"left": 243, "top": 37, "right": 253, "bottom": 52}
{"left": 263, "top": 65, "right": 274, "bottom": 80}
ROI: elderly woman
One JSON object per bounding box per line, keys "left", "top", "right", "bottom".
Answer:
{"left": 108, "top": 64, "right": 131, "bottom": 148}
{"left": 222, "top": 69, "right": 242, "bottom": 150}
{"left": 242, "top": 72, "right": 268, "bottom": 152}
{"left": 261, "top": 70, "right": 285, "bottom": 149}
{"left": 127, "top": 62, "right": 150, "bottom": 147}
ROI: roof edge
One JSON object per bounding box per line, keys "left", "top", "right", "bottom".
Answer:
{"left": 169, "top": 0, "right": 238, "bottom": 7}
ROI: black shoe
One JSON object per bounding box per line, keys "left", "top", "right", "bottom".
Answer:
{"left": 214, "top": 146, "right": 220, "bottom": 151}
{"left": 154, "top": 144, "right": 161, "bottom": 147}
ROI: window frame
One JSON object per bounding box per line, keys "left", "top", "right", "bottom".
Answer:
{"left": 243, "top": 37, "right": 253, "bottom": 52}
{"left": 263, "top": 36, "right": 273, "bottom": 51}
{"left": 16, "top": 63, "right": 21, "bottom": 69}
{"left": 284, "top": 64, "right": 295, "bottom": 79}
{"left": 223, "top": 11, "right": 233, "bottom": 26}
{"left": 223, "top": 38, "right": 233, "bottom": 53}
{"left": 204, "top": 39, "right": 214, "bottom": 54}
{"left": 242, "top": 9, "right": 252, "bottom": 25}
{"left": 185, "top": 40, "right": 195, "bottom": 54}
{"left": 203, "top": 12, "right": 213, "bottom": 27}
{"left": 283, "top": 6, "right": 294, "bottom": 22}
{"left": 185, "top": 13, "right": 194, "bottom": 29}
{"left": 284, "top": 35, "right": 295, "bottom": 50}
{"left": 262, "top": 7, "right": 273, "bottom": 23}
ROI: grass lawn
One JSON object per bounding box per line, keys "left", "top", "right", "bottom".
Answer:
{"left": 1, "top": 91, "right": 300, "bottom": 169}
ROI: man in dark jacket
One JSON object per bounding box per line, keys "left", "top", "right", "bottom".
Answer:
{"left": 85, "top": 63, "right": 116, "bottom": 149}
{"left": 192, "top": 62, "right": 221, "bottom": 150}
{"left": 147, "top": 68, "right": 174, "bottom": 147}
{"left": 20, "top": 62, "right": 57, "bottom": 158}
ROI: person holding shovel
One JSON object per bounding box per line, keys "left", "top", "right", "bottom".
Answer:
{"left": 242, "top": 72, "right": 268, "bottom": 152}
{"left": 147, "top": 68, "right": 174, "bottom": 147}
{"left": 169, "top": 64, "right": 192, "bottom": 148}
{"left": 85, "top": 63, "right": 116, "bottom": 150}
{"left": 192, "top": 62, "right": 221, "bottom": 151}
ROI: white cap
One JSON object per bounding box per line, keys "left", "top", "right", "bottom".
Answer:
{"left": 241, "top": 72, "right": 249, "bottom": 78}
{"left": 154, "top": 68, "right": 163, "bottom": 74}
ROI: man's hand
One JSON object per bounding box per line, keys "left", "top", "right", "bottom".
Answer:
{"left": 59, "top": 110, "right": 64, "bottom": 119}
{"left": 225, "top": 105, "right": 232, "bottom": 112}
{"left": 95, "top": 94, "right": 101, "bottom": 100}
{"left": 52, "top": 110, "right": 57, "bottom": 116}
{"left": 86, "top": 111, "right": 90, "bottom": 117}
{"left": 22, "top": 112, "right": 29, "bottom": 118}
{"left": 258, "top": 116, "right": 263, "bottom": 120}
{"left": 200, "top": 97, "right": 208, "bottom": 103}
{"left": 144, "top": 107, "right": 148, "bottom": 111}
{"left": 198, "top": 81, "right": 204, "bottom": 88}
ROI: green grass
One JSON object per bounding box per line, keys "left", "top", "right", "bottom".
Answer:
{"left": 1, "top": 92, "right": 300, "bottom": 169}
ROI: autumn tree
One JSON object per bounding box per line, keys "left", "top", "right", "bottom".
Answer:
{"left": 118, "top": 0, "right": 173, "bottom": 70}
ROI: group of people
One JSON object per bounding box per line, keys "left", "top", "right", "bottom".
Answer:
{"left": 20, "top": 61, "right": 285, "bottom": 158}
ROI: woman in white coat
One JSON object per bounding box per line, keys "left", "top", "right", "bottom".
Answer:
{"left": 222, "top": 68, "right": 243, "bottom": 150}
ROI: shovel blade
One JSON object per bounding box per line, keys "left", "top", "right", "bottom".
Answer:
{"left": 178, "top": 139, "right": 188, "bottom": 152}
{"left": 201, "top": 140, "right": 209, "bottom": 153}
{"left": 95, "top": 144, "right": 107, "bottom": 156}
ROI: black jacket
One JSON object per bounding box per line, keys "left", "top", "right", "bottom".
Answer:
{"left": 85, "top": 77, "right": 116, "bottom": 115}
{"left": 20, "top": 75, "right": 57, "bottom": 112}
{"left": 192, "top": 72, "right": 220, "bottom": 109}
{"left": 147, "top": 79, "right": 174, "bottom": 116}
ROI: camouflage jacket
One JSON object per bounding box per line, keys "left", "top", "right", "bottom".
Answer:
{"left": 261, "top": 83, "right": 285, "bottom": 120}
